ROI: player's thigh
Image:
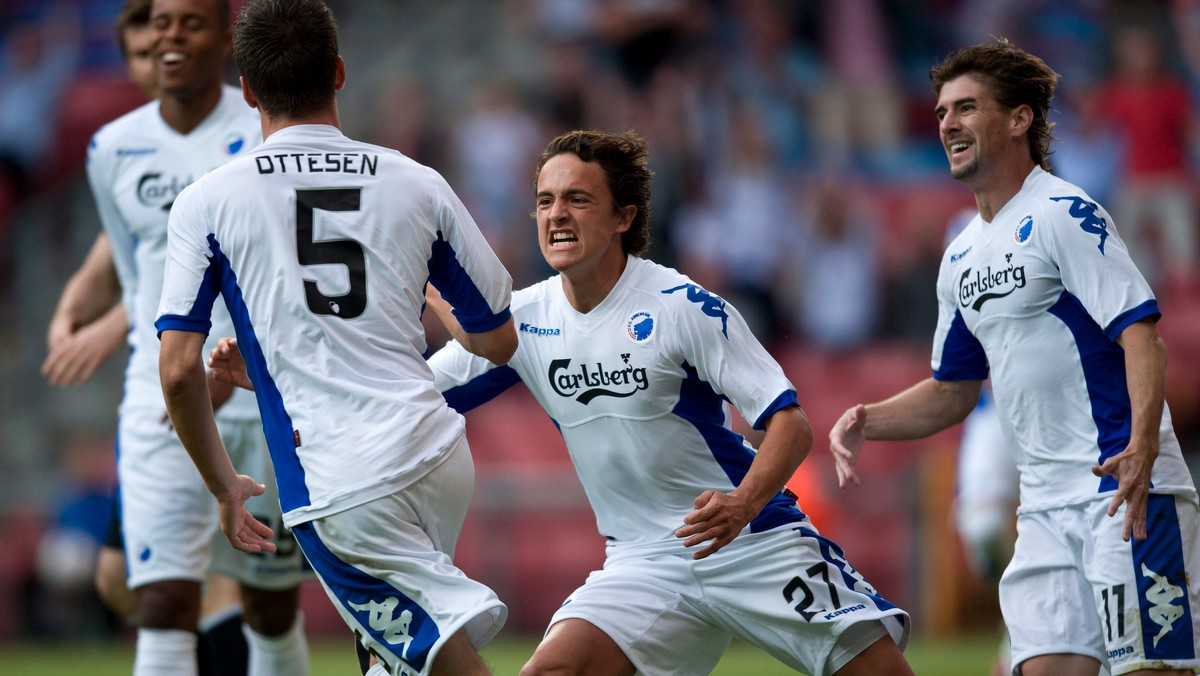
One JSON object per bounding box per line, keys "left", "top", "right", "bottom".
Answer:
{"left": 118, "top": 413, "right": 216, "bottom": 589}
{"left": 522, "top": 618, "right": 635, "bottom": 676}
{"left": 698, "top": 527, "right": 910, "bottom": 676}
{"left": 545, "top": 557, "right": 731, "bottom": 676}
{"left": 294, "top": 461, "right": 505, "bottom": 676}
{"left": 209, "top": 420, "right": 307, "bottom": 590}
{"left": 1085, "top": 494, "right": 1200, "bottom": 674}
{"left": 1002, "top": 508, "right": 1107, "bottom": 671}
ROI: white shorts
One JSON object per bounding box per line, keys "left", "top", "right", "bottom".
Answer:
{"left": 292, "top": 439, "right": 506, "bottom": 676}
{"left": 118, "top": 413, "right": 307, "bottom": 590}
{"left": 548, "top": 524, "right": 910, "bottom": 676}
{"left": 1001, "top": 493, "right": 1200, "bottom": 674}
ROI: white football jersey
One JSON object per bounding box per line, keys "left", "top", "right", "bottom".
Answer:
{"left": 87, "top": 85, "right": 262, "bottom": 420}
{"left": 933, "top": 167, "right": 1196, "bottom": 511}
{"left": 156, "top": 124, "right": 513, "bottom": 526}
{"left": 430, "top": 256, "right": 806, "bottom": 550}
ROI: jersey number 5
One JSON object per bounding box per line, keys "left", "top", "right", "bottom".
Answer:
{"left": 296, "top": 188, "right": 367, "bottom": 319}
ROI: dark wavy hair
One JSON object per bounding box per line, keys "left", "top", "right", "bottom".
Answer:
{"left": 534, "top": 130, "right": 654, "bottom": 257}
{"left": 930, "top": 38, "right": 1060, "bottom": 171}
{"left": 233, "top": 0, "right": 339, "bottom": 119}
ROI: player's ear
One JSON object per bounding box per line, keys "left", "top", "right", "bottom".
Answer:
{"left": 240, "top": 76, "right": 259, "bottom": 110}
{"left": 1010, "top": 103, "right": 1033, "bottom": 138}
{"left": 334, "top": 56, "right": 346, "bottom": 93}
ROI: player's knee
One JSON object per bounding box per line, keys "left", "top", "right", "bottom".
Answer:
{"left": 239, "top": 585, "right": 299, "bottom": 636}
{"left": 136, "top": 579, "right": 202, "bottom": 629}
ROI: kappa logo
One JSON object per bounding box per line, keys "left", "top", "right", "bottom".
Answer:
{"left": 1141, "top": 563, "right": 1185, "bottom": 648}
{"left": 662, "top": 284, "right": 728, "bottom": 338}
{"left": 949, "top": 245, "right": 972, "bottom": 263}
{"left": 347, "top": 596, "right": 415, "bottom": 657}
{"left": 519, "top": 322, "right": 561, "bottom": 337}
{"left": 1050, "top": 195, "right": 1109, "bottom": 254}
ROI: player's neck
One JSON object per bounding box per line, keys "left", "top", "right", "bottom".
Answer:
{"left": 262, "top": 107, "right": 341, "bottom": 140}
{"left": 158, "top": 83, "right": 223, "bottom": 136}
{"left": 560, "top": 253, "right": 628, "bottom": 314}
{"left": 969, "top": 157, "right": 1036, "bottom": 222}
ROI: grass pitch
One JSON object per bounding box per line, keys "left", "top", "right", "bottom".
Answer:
{"left": 0, "top": 631, "right": 1003, "bottom": 675}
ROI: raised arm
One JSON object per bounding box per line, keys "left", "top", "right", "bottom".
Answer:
{"left": 830, "top": 377, "right": 982, "bottom": 488}
{"left": 677, "top": 405, "right": 812, "bottom": 560}
{"left": 1091, "top": 317, "right": 1166, "bottom": 541}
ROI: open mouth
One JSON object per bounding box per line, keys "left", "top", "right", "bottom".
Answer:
{"left": 949, "top": 141, "right": 971, "bottom": 156}
{"left": 161, "top": 51, "right": 186, "bottom": 68}
{"left": 550, "top": 232, "right": 578, "bottom": 247}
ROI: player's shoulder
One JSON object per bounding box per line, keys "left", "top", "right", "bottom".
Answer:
{"left": 88, "top": 100, "right": 162, "bottom": 157}
{"left": 633, "top": 258, "right": 718, "bottom": 306}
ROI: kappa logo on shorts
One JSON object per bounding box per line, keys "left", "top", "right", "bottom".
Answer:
{"left": 348, "top": 596, "right": 414, "bottom": 657}
{"left": 1141, "top": 563, "right": 1185, "bottom": 647}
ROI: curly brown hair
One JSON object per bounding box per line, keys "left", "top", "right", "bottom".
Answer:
{"left": 534, "top": 130, "right": 654, "bottom": 257}
{"left": 930, "top": 39, "right": 1060, "bottom": 171}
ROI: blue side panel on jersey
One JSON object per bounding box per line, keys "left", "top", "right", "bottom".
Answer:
{"left": 441, "top": 365, "right": 521, "bottom": 413}
{"left": 672, "top": 363, "right": 806, "bottom": 532}
{"left": 1132, "top": 495, "right": 1194, "bottom": 661}
{"left": 293, "top": 522, "right": 439, "bottom": 673}
{"left": 427, "top": 231, "right": 511, "bottom": 333}
{"left": 207, "top": 236, "right": 312, "bottom": 513}
{"left": 1104, "top": 299, "right": 1160, "bottom": 343}
{"left": 1047, "top": 291, "right": 1133, "bottom": 493}
{"left": 933, "top": 310, "right": 989, "bottom": 381}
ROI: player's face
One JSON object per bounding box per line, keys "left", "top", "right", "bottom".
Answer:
{"left": 151, "top": 0, "right": 229, "bottom": 100}
{"left": 123, "top": 24, "right": 159, "bottom": 99}
{"left": 935, "top": 74, "right": 1013, "bottom": 185}
{"left": 535, "top": 153, "right": 633, "bottom": 277}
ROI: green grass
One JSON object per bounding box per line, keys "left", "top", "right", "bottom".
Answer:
{"left": 0, "top": 631, "right": 1004, "bottom": 675}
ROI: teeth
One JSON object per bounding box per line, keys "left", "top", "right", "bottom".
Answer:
{"left": 551, "top": 233, "right": 577, "bottom": 244}
{"left": 163, "top": 52, "right": 185, "bottom": 64}
{"left": 951, "top": 143, "right": 969, "bottom": 152}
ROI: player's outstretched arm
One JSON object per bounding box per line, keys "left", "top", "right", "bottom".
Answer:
{"left": 1091, "top": 318, "right": 1166, "bottom": 542}
{"left": 425, "top": 283, "right": 518, "bottom": 365}
{"left": 831, "top": 378, "right": 982, "bottom": 489}
{"left": 42, "top": 233, "right": 127, "bottom": 387}
{"left": 678, "top": 405, "right": 811, "bottom": 560}
{"left": 161, "top": 330, "right": 275, "bottom": 554}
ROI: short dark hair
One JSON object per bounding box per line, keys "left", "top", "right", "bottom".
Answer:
{"left": 232, "top": 0, "right": 339, "bottom": 119}
{"left": 534, "top": 130, "right": 654, "bottom": 257}
{"left": 929, "top": 39, "right": 1060, "bottom": 171}
{"left": 116, "top": 0, "right": 152, "bottom": 59}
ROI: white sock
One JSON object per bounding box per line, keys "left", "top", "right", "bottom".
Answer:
{"left": 243, "top": 611, "right": 309, "bottom": 676}
{"left": 134, "top": 628, "right": 198, "bottom": 676}
{"left": 364, "top": 664, "right": 389, "bottom": 676}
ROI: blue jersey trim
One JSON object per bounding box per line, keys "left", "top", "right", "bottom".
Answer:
{"left": 1047, "top": 291, "right": 1135, "bottom": 493}
{"left": 154, "top": 265, "right": 220, "bottom": 337}
{"left": 752, "top": 389, "right": 799, "bottom": 431}
{"left": 427, "top": 230, "right": 511, "bottom": 333}
{"left": 672, "top": 363, "right": 806, "bottom": 533}
{"left": 933, "top": 310, "right": 989, "bottom": 381}
{"left": 292, "top": 522, "right": 440, "bottom": 673}
{"left": 204, "top": 235, "right": 311, "bottom": 513}
{"left": 1104, "top": 299, "right": 1160, "bottom": 343}
{"left": 1133, "top": 495, "right": 1194, "bottom": 661}
{"left": 440, "top": 365, "right": 521, "bottom": 413}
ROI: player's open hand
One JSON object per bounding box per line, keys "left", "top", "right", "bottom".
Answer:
{"left": 209, "top": 337, "right": 254, "bottom": 391}
{"left": 676, "top": 490, "right": 755, "bottom": 560}
{"left": 1091, "top": 441, "right": 1156, "bottom": 542}
{"left": 829, "top": 405, "right": 867, "bottom": 488}
{"left": 217, "top": 474, "right": 277, "bottom": 554}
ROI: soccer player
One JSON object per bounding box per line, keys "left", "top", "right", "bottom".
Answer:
{"left": 425, "top": 130, "right": 912, "bottom": 674}
{"left": 155, "top": 1, "right": 516, "bottom": 675}
{"left": 829, "top": 39, "right": 1200, "bottom": 675}
{"left": 82, "top": 0, "right": 309, "bottom": 674}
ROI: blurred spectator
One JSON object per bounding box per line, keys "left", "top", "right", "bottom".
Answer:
{"left": 449, "top": 80, "right": 546, "bottom": 286}
{"left": 1096, "top": 20, "right": 1200, "bottom": 292}
{"left": 780, "top": 175, "right": 882, "bottom": 351}
{"left": 1048, "top": 81, "right": 1121, "bottom": 205}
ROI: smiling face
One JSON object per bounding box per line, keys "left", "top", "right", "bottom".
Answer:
{"left": 935, "top": 74, "right": 1026, "bottom": 186}
{"left": 535, "top": 152, "right": 634, "bottom": 280}
{"left": 151, "top": 0, "right": 229, "bottom": 101}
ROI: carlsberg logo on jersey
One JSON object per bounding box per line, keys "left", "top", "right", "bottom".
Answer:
{"left": 548, "top": 356, "right": 649, "bottom": 404}
{"left": 958, "top": 252, "right": 1026, "bottom": 311}
{"left": 137, "top": 172, "right": 192, "bottom": 209}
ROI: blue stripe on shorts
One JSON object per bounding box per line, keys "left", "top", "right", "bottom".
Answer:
{"left": 1132, "top": 495, "right": 1195, "bottom": 661}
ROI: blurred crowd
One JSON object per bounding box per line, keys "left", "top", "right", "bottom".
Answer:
{"left": 3, "top": 0, "right": 1200, "bottom": 640}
